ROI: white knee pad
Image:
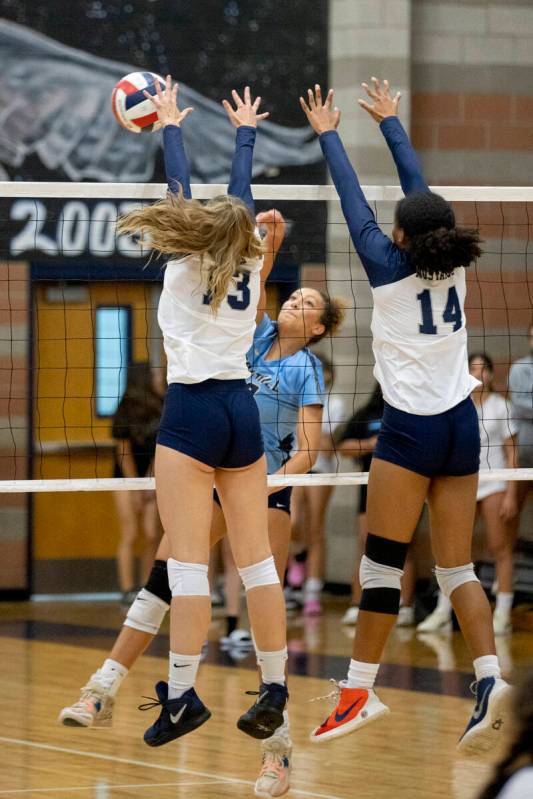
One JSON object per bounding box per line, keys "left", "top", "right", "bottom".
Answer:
{"left": 359, "top": 555, "right": 403, "bottom": 591}
{"left": 238, "top": 556, "right": 279, "bottom": 591}
{"left": 435, "top": 563, "right": 479, "bottom": 598}
{"left": 124, "top": 588, "right": 169, "bottom": 635}
{"left": 167, "top": 558, "right": 210, "bottom": 597}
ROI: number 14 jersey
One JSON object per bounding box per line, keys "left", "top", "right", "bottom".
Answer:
{"left": 372, "top": 267, "right": 479, "bottom": 416}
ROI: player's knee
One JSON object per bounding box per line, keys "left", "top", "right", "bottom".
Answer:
{"left": 124, "top": 588, "right": 169, "bottom": 634}
{"left": 144, "top": 559, "right": 172, "bottom": 604}
{"left": 435, "top": 562, "right": 479, "bottom": 598}
{"left": 238, "top": 555, "right": 280, "bottom": 591}
{"left": 359, "top": 534, "right": 408, "bottom": 615}
{"left": 167, "top": 558, "right": 210, "bottom": 597}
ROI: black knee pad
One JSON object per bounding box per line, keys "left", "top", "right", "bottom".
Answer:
{"left": 144, "top": 559, "right": 172, "bottom": 605}
{"left": 359, "top": 534, "right": 409, "bottom": 615}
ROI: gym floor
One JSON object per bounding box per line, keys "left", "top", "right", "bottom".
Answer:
{"left": 1, "top": 597, "right": 532, "bottom": 799}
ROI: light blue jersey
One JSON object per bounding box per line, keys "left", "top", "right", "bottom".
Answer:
{"left": 247, "top": 315, "right": 325, "bottom": 474}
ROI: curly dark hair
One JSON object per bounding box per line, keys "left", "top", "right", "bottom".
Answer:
{"left": 396, "top": 191, "right": 482, "bottom": 280}
{"left": 477, "top": 671, "right": 533, "bottom": 799}
{"left": 307, "top": 289, "right": 347, "bottom": 345}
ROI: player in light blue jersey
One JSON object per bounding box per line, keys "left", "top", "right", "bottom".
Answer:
{"left": 302, "top": 78, "right": 511, "bottom": 755}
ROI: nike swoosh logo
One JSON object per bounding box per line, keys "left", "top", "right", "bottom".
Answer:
{"left": 472, "top": 684, "right": 492, "bottom": 721}
{"left": 275, "top": 503, "right": 285, "bottom": 509}
{"left": 334, "top": 697, "right": 364, "bottom": 723}
{"left": 170, "top": 705, "right": 187, "bottom": 724}
{"left": 173, "top": 664, "right": 192, "bottom": 668}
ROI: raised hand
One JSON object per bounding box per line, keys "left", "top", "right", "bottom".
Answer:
{"left": 256, "top": 209, "right": 286, "bottom": 250}
{"left": 358, "top": 77, "right": 401, "bottom": 123}
{"left": 299, "top": 85, "right": 341, "bottom": 135}
{"left": 222, "top": 87, "right": 269, "bottom": 128}
{"left": 143, "top": 74, "right": 194, "bottom": 128}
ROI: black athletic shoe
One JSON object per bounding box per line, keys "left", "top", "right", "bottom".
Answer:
{"left": 140, "top": 681, "right": 211, "bottom": 747}
{"left": 237, "top": 682, "right": 288, "bottom": 739}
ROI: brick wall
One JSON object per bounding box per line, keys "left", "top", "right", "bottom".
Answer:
{"left": 412, "top": 0, "right": 533, "bottom": 183}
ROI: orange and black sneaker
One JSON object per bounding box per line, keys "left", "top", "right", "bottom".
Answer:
{"left": 309, "top": 681, "right": 389, "bottom": 743}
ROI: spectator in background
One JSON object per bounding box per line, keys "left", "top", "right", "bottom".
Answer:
{"left": 337, "top": 385, "right": 417, "bottom": 627}
{"left": 508, "top": 323, "right": 533, "bottom": 511}
{"left": 113, "top": 361, "right": 164, "bottom": 604}
{"left": 418, "top": 353, "right": 519, "bottom": 635}
{"left": 477, "top": 669, "right": 533, "bottom": 799}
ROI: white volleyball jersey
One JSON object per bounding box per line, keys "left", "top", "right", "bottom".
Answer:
{"left": 158, "top": 253, "right": 262, "bottom": 384}
{"left": 372, "top": 267, "right": 480, "bottom": 415}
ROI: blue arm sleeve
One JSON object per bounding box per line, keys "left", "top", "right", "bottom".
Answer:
{"left": 319, "top": 130, "right": 411, "bottom": 288}
{"left": 228, "top": 125, "right": 256, "bottom": 212}
{"left": 163, "top": 125, "right": 192, "bottom": 199}
{"left": 379, "top": 116, "right": 429, "bottom": 195}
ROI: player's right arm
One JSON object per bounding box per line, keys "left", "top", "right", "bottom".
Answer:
{"left": 358, "top": 77, "right": 429, "bottom": 195}
{"left": 300, "top": 85, "right": 404, "bottom": 288}
{"left": 144, "top": 75, "right": 194, "bottom": 197}
{"left": 223, "top": 87, "right": 269, "bottom": 213}
{"left": 255, "top": 209, "right": 286, "bottom": 324}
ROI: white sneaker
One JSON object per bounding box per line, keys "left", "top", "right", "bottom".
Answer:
{"left": 254, "top": 734, "right": 292, "bottom": 797}
{"left": 58, "top": 680, "right": 114, "bottom": 727}
{"left": 220, "top": 628, "right": 253, "bottom": 648}
{"left": 396, "top": 606, "right": 415, "bottom": 627}
{"left": 458, "top": 677, "right": 512, "bottom": 755}
{"left": 417, "top": 608, "right": 452, "bottom": 633}
{"left": 342, "top": 606, "right": 359, "bottom": 625}
{"left": 493, "top": 610, "right": 512, "bottom": 636}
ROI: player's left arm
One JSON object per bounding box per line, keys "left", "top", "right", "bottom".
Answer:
{"left": 255, "top": 209, "right": 286, "bottom": 324}
{"left": 144, "top": 75, "right": 194, "bottom": 197}
{"left": 358, "top": 77, "right": 429, "bottom": 195}
{"left": 223, "top": 87, "right": 269, "bottom": 213}
{"left": 268, "top": 404, "right": 324, "bottom": 493}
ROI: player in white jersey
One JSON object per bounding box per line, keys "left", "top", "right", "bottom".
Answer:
{"left": 301, "top": 77, "right": 511, "bottom": 754}
{"left": 418, "top": 352, "right": 519, "bottom": 636}
{"left": 116, "top": 77, "right": 288, "bottom": 747}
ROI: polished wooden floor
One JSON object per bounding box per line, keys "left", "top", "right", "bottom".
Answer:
{"left": 1, "top": 597, "right": 532, "bottom": 799}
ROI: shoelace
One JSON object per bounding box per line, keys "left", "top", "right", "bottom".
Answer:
{"left": 308, "top": 678, "right": 341, "bottom": 705}
{"left": 260, "top": 750, "right": 286, "bottom": 780}
{"left": 469, "top": 681, "right": 478, "bottom": 697}
{"left": 138, "top": 695, "right": 164, "bottom": 712}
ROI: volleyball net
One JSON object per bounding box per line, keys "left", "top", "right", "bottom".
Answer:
{"left": 0, "top": 181, "right": 532, "bottom": 495}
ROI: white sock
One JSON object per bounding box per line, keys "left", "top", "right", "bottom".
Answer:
{"left": 436, "top": 592, "right": 453, "bottom": 615}
{"left": 95, "top": 658, "right": 128, "bottom": 698}
{"left": 495, "top": 592, "right": 513, "bottom": 615}
{"left": 473, "top": 654, "right": 501, "bottom": 682}
{"left": 269, "top": 709, "right": 291, "bottom": 742}
{"left": 346, "top": 659, "right": 379, "bottom": 689}
{"left": 304, "top": 578, "right": 323, "bottom": 600}
{"left": 256, "top": 647, "right": 287, "bottom": 685}
{"left": 168, "top": 651, "right": 201, "bottom": 700}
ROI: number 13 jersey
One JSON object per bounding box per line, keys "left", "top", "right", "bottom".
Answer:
{"left": 372, "top": 267, "right": 479, "bottom": 416}
{"left": 159, "top": 252, "right": 262, "bottom": 385}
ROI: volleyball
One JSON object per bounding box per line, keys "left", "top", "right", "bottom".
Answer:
{"left": 111, "top": 71, "right": 165, "bottom": 133}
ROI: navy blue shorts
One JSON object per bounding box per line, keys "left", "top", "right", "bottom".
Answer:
{"left": 214, "top": 485, "right": 292, "bottom": 516}
{"left": 374, "top": 397, "right": 480, "bottom": 478}
{"left": 157, "top": 379, "right": 264, "bottom": 469}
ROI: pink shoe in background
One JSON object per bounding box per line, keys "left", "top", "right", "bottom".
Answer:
{"left": 287, "top": 558, "right": 306, "bottom": 589}
{"left": 303, "top": 598, "right": 321, "bottom": 616}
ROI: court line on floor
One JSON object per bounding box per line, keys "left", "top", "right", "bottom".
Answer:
{"left": 0, "top": 737, "right": 346, "bottom": 799}
{"left": 0, "top": 782, "right": 223, "bottom": 795}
